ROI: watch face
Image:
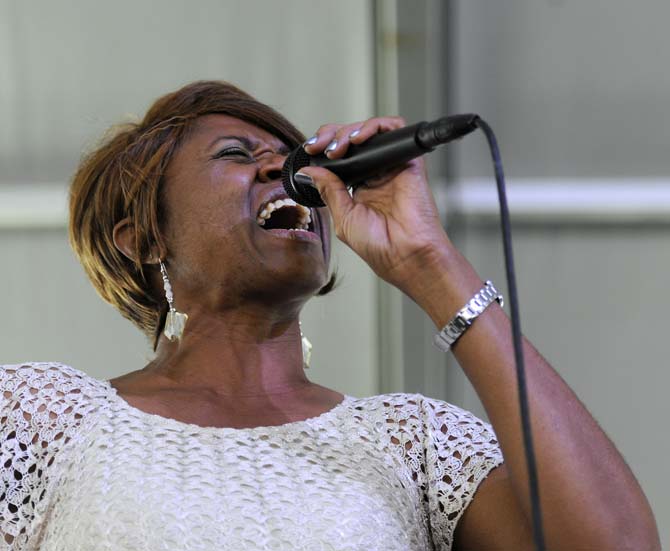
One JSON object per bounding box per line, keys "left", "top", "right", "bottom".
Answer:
{"left": 453, "top": 315, "right": 471, "bottom": 331}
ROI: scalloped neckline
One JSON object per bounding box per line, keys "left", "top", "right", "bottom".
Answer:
{"left": 102, "top": 379, "right": 354, "bottom": 435}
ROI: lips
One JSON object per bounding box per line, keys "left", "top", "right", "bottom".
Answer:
{"left": 262, "top": 227, "right": 322, "bottom": 243}
{"left": 255, "top": 187, "right": 293, "bottom": 219}
{"left": 256, "top": 198, "right": 312, "bottom": 230}
{"left": 253, "top": 185, "right": 327, "bottom": 260}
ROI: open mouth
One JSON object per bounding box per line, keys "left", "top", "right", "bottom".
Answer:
{"left": 256, "top": 198, "right": 316, "bottom": 234}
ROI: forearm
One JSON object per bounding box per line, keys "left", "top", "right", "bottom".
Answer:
{"left": 398, "top": 241, "right": 660, "bottom": 549}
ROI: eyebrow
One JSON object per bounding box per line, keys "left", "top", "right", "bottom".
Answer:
{"left": 207, "top": 134, "right": 291, "bottom": 155}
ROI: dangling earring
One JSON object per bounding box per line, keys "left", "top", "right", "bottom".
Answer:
{"left": 160, "top": 260, "right": 188, "bottom": 341}
{"left": 299, "top": 321, "right": 312, "bottom": 369}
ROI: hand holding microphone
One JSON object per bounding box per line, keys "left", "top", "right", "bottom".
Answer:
{"left": 283, "top": 116, "right": 476, "bottom": 293}
{"left": 282, "top": 114, "right": 479, "bottom": 208}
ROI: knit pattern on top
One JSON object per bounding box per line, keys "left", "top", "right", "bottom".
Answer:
{"left": 0, "top": 362, "right": 503, "bottom": 550}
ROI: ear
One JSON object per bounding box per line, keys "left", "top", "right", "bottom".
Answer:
{"left": 112, "top": 217, "right": 160, "bottom": 265}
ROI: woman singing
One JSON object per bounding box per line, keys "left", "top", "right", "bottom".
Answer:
{"left": 0, "top": 81, "right": 659, "bottom": 550}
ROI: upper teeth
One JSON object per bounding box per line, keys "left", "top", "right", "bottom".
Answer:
{"left": 256, "top": 198, "right": 312, "bottom": 230}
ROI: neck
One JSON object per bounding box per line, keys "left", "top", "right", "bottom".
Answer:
{"left": 148, "top": 303, "right": 312, "bottom": 398}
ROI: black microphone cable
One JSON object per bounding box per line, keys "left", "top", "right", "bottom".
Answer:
{"left": 474, "top": 117, "right": 546, "bottom": 551}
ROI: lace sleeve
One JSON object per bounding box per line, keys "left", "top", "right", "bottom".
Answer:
{"left": 0, "top": 363, "right": 91, "bottom": 549}
{"left": 420, "top": 395, "right": 504, "bottom": 550}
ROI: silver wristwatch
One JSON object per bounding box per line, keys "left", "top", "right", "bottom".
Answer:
{"left": 433, "top": 280, "right": 504, "bottom": 353}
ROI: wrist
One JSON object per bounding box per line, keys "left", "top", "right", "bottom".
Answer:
{"left": 433, "top": 280, "right": 504, "bottom": 352}
{"left": 395, "top": 241, "right": 490, "bottom": 329}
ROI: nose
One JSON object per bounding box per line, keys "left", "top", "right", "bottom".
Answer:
{"left": 257, "top": 152, "right": 286, "bottom": 183}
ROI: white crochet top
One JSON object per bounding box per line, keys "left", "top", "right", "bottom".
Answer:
{"left": 0, "top": 362, "right": 503, "bottom": 551}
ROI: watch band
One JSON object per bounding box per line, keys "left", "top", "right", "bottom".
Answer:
{"left": 433, "top": 280, "right": 504, "bottom": 353}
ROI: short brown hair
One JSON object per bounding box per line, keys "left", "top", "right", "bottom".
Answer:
{"left": 69, "top": 80, "right": 336, "bottom": 349}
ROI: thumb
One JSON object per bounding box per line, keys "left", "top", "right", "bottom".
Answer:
{"left": 295, "top": 167, "right": 354, "bottom": 225}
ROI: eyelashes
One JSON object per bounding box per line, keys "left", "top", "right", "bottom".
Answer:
{"left": 212, "top": 146, "right": 254, "bottom": 161}
{"left": 211, "top": 146, "right": 286, "bottom": 165}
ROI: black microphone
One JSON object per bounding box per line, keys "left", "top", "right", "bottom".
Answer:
{"left": 282, "top": 114, "right": 480, "bottom": 207}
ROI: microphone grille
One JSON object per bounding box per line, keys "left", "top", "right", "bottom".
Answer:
{"left": 281, "top": 147, "right": 325, "bottom": 207}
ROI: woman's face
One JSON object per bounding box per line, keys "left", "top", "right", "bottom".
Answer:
{"left": 159, "top": 114, "right": 331, "bottom": 308}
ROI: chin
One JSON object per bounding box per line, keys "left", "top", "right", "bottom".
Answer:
{"left": 247, "top": 261, "right": 328, "bottom": 303}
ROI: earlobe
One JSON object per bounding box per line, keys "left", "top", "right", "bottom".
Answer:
{"left": 112, "top": 218, "right": 160, "bottom": 265}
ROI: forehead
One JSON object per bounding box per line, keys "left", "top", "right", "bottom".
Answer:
{"left": 189, "top": 114, "right": 288, "bottom": 151}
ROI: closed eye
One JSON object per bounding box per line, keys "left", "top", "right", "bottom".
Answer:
{"left": 212, "top": 146, "right": 254, "bottom": 161}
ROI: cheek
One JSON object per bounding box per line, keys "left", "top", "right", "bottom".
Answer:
{"left": 168, "top": 199, "right": 243, "bottom": 254}
{"left": 162, "top": 168, "right": 251, "bottom": 246}
{"left": 162, "top": 200, "right": 250, "bottom": 282}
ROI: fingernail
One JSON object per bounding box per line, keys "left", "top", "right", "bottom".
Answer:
{"left": 304, "top": 135, "right": 318, "bottom": 146}
{"left": 349, "top": 129, "right": 361, "bottom": 138}
{"left": 294, "top": 171, "right": 315, "bottom": 187}
{"left": 325, "top": 140, "right": 338, "bottom": 153}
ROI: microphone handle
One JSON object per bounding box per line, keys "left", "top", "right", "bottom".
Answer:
{"left": 311, "top": 113, "right": 480, "bottom": 187}
{"left": 312, "top": 122, "right": 431, "bottom": 187}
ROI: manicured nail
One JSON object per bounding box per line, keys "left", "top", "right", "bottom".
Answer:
{"left": 304, "top": 135, "right": 318, "bottom": 146}
{"left": 325, "top": 140, "right": 338, "bottom": 153}
{"left": 294, "top": 171, "right": 315, "bottom": 187}
{"left": 349, "top": 129, "right": 361, "bottom": 138}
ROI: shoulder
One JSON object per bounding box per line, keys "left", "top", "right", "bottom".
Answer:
{"left": 0, "top": 362, "right": 108, "bottom": 547}
{"left": 351, "top": 392, "right": 496, "bottom": 437}
{"left": 350, "top": 391, "right": 424, "bottom": 417}
{"left": 351, "top": 392, "right": 502, "bottom": 470}
{"left": 418, "top": 394, "right": 501, "bottom": 448}
{"left": 0, "top": 361, "right": 108, "bottom": 438}
{"left": 0, "top": 360, "right": 106, "bottom": 401}
{"left": 351, "top": 394, "right": 504, "bottom": 548}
